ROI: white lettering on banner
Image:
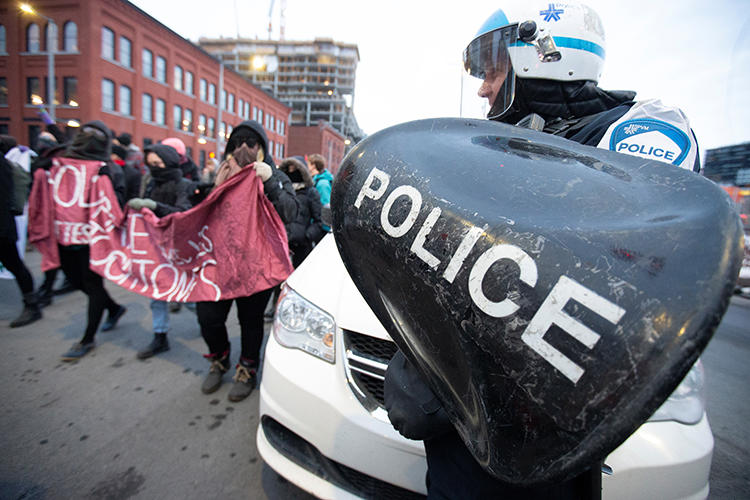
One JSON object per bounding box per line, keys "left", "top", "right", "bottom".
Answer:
{"left": 353, "top": 167, "right": 628, "bottom": 383}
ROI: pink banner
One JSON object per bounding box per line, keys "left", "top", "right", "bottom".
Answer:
{"left": 29, "top": 158, "right": 293, "bottom": 302}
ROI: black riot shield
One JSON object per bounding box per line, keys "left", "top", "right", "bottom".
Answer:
{"left": 330, "top": 118, "right": 743, "bottom": 485}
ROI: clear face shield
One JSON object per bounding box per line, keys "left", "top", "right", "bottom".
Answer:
{"left": 461, "top": 24, "right": 518, "bottom": 120}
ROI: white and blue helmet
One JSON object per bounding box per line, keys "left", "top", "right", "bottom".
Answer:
{"left": 463, "top": 2, "right": 607, "bottom": 119}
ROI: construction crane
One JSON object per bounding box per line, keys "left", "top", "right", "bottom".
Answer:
{"left": 267, "top": 0, "right": 287, "bottom": 40}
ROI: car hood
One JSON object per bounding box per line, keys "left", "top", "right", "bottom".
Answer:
{"left": 286, "top": 234, "right": 391, "bottom": 341}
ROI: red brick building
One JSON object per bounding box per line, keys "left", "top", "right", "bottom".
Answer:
{"left": 287, "top": 120, "right": 347, "bottom": 175}
{"left": 0, "top": 0, "right": 290, "bottom": 167}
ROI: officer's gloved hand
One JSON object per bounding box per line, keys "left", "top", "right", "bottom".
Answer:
{"left": 253, "top": 161, "right": 272, "bottom": 182}
{"left": 384, "top": 350, "right": 453, "bottom": 441}
{"left": 127, "top": 198, "right": 157, "bottom": 210}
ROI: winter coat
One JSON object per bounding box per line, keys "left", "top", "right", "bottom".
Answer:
{"left": 278, "top": 158, "right": 325, "bottom": 253}
{"left": 0, "top": 156, "right": 17, "bottom": 241}
{"left": 222, "top": 120, "right": 298, "bottom": 225}
{"left": 143, "top": 144, "right": 195, "bottom": 217}
{"left": 312, "top": 169, "right": 334, "bottom": 206}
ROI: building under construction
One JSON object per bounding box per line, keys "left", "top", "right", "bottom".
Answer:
{"left": 199, "top": 37, "right": 364, "bottom": 144}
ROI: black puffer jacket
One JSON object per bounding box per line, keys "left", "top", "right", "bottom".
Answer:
{"left": 278, "top": 157, "right": 325, "bottom": 249}
{"left": 143, "top": 144, "right": 195, "bottom": 217}
{"left": 224, "top": 120, "right": 298, "bottom": 225}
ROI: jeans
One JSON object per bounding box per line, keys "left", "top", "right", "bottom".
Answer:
{"left": 150, "top": 299, "right": 169, "bottom": 333}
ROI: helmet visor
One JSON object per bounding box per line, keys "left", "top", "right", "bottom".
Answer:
{"left": 461, "top": 25, "right": 517, "bottom": 120}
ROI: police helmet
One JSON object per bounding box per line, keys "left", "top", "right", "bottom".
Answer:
{"left": 463, "top": 2, "right": 606, "bottom": 119}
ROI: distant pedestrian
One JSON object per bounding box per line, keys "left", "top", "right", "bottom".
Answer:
{"left": 115, "top": 132, "right": 145, "bottom": 175}
{"left": 307, "top": 154, "right": 333, "bottom": 232}
{"left": 278, "top": 157, "right": 325, "bottom": 267}
{"left": 111, "top": 144, "right": 142, "bottom": 202}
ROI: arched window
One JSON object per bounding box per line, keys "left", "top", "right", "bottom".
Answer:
{"left": 63, "top": 22, "right": 77, "bottom": 52}
{"left": 0, "top": 26, "right": 6, "bottom": 53}
{"left": 27, "top": 23, "right": 40, "bottom": 53}
{"left": 45, "top": 22, "right": 57, "bottom": 52}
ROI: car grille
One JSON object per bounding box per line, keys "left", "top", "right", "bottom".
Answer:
{"left": 343, "top": 330, "right": 398, "bottom": 412}
{"left": 262, "top": 416, "right": 425, "bottom": 500}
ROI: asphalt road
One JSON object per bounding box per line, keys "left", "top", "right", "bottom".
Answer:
{"left": 0, "top": 247, "right": 748, "bottom": 499}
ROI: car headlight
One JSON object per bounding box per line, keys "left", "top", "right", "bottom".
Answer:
{"left": 273, "top": 285, "right": 336, "bottom": 363}
{"left": 648, "top": 359, "right": 705, "bottom": 425}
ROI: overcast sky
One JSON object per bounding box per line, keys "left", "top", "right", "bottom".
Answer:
{"left": 131, "top": 0, "right": 750, "bottom": 152}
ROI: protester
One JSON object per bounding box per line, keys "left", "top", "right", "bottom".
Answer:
{"left": 384, "top": 3, "right": 700, "bottom": 499}
{"left": 114, "top": 132, "right": 145, "bottom": 175}
{"left": 161, "top": 137, "right": 200, "bottom": 181}
{"left": 54, "top": 121, "right": 128, "bottom": 361}
{"left": 111, "top": 144, "right": 142, "bottom": 201}
{"left": 128, "top": 144, "right": 196, "bottom": 359}
{"left": 0, "top": 135, "right": 42, "bottom": 328}
{"left": 278, "top": 157, "right": 325, "bottom": 267}
{"left": 197, "top": 119, "right": 298, "bottom": 402}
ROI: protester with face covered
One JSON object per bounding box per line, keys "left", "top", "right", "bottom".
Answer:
{"left": 57, "top": 121, "right": 128, "bottom": 361}
{"left": 278, "top": 157, "right": 325, "bottom": 267}
{"left": 161, "top": 137, "right": 200, "bottom": 181}
{"left": 197, "top": 119, "right": 298, "bottom": 402}
{"left": 0, "top": 135, "right": 42, "bottom": 328}
{"left": 111, "top": 144, "right": 142, "bottom": 202}
{"left": 128, "top": 144, "right": 196, "bottom": 359}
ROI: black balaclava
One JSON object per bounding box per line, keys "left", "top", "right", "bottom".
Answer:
{"left": 495, "top": 78, "right": 636, "bottom": 125}
{"left": 223, "top": 120, "right": 274, "bottom": 167}
{"left": 144, "top": 144, "right": 183, "bottom": 184}
{"left": 66, "top": 120, "right": 113, "bottom": 162}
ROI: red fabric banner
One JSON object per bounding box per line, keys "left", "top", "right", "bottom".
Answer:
{"left": 29, "top": 158, "right": 293, "bottom": 301}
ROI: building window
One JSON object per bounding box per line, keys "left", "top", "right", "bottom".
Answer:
{"left": 142, "top": 49, "right": 153, "bottom": 78}
{"left": 198, "top": 114, "right": 206, "bottom": 136}
{"left": 0, "top": 25, "right": 6, "bottom": 53}
{"left": 0, "top": 77, "right": 8, "bottom": 105}
{"left": 185, "top": 71, "right": 193, "bottom": 95}
{"left": 26, "top": 77, "right": 41, "bottom": 104}
{"left": 174, "top": 66, "right": 183, "bottom": 91}
{"left": 207, "top": 117, "right": 215, "bottom": 138}
{"left": 228, "top": 93, "right": 234, "bottom": 114}
{"left": 101, "top": 27, "right": 114, "bottom": 60}
{"left": 27, "top": 23, "right": 41, "bottom": 52}
{"left": 142, "top": 93, "right": 153, "bottom": 122}
{"left": 220, "top": 90, "right": 226, "bottom": 110}
{"left": 183, "top": 109, "right": 193, "bottom": 133}
{"left": 258, "top": 109, "right": 263, "bottom": 126}
{"left": 63, "top": 22, "right": 77, "bottom": 52}
{"left": 119, "top": 85, "right": 131, "bottom": 115}
{"left": 63, "top": 77, "right": 77, "bottom": 106}
{"left": 119, "top": 36, "right": 132, "bottom": 67}
{"left": 244, "top": 102, "right": 250, "bottom": 120}
{"left": 238, "top": 99, "right": 244, "bottom": 118}
{"left": 199, "top": 79, "right": 207, "bottom": 101}
{"left": 173, "top": 105, "right": 182, "bottom": 130}
{"left": 156, "top": 98, "right": 166, "bottom": 125}
{"left": 199, "top": 150, "right": 206, "bottom": 168}
{"left": 253, "top": 106, "right": 257, "bottom": 121}
{"left": 45, "top": 22, "right": 57, "bottom": 52}
{"left": 156, "top": 56, "right": 167, "bottom": 83}
{"left": 102, "top": 79, "right": 115, "bottom": 111}
{"left": 269, "top": 140, "right": 274, "bottom": 157}
{"left": 208, "top": 84, "right": 216, "bottom": 105}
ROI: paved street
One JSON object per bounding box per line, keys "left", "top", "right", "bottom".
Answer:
{"left": 1, "top": 247, "right": 749, "bottom": 499}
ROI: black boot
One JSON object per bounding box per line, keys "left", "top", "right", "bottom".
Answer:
{"left": 53, "top": 276, "right": 76, "bottom": 295}
{"left": 36, "top": 272, "right": 56, "bottom": 308}
{"left": 137, "top": 333, "right": 170, "bottom": 360}
{"left": 10, "top": 293, "right": 42, "bottom": 328}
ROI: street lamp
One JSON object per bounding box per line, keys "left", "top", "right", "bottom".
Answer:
{"left": 20, "top": 3, "right": 56, "bottom": 121}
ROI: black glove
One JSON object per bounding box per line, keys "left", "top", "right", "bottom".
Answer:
{"left": 384, "top": 350, "right": 453, "bottom": 441}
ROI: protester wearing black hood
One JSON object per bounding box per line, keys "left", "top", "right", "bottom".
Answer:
{"left": 127, "top": 144, "right": 196, "bottom": 359}
{"left": 278, "top": 157, "right": 324, "bottom": 267}
{"left": 59, "top": 121, "right": 128, "bottom": 361}
{"left": 0, "top": 135, "right": 42, "bottom": 328}
{"left": 111, "top": 144, "right": 142, "bottom": 202}
{"left": 197, "top": 119, "right": 298, "bottom": 402}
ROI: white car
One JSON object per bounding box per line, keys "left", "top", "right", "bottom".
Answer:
{"left": 257, "top": 234, "right": 713, "bottom": 500}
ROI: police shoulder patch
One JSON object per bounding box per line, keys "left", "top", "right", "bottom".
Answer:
{"left": 609, "top": 119, "right": 691, "bottom": 165}
{"left": 597, "top": 99, "right": 697, "bottom": 171}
